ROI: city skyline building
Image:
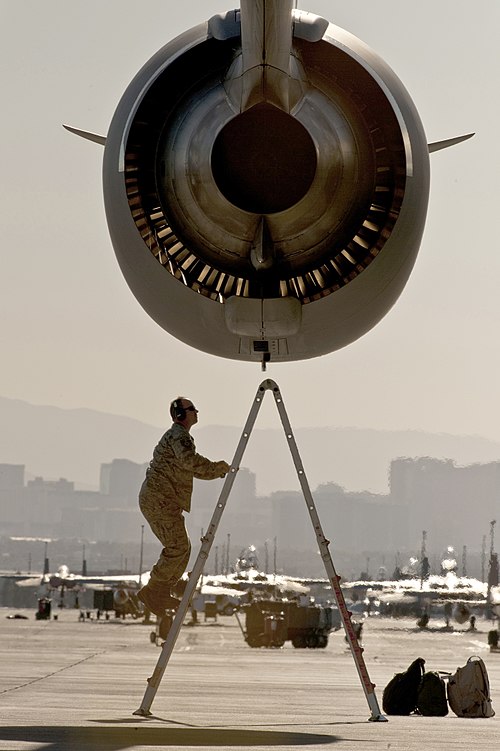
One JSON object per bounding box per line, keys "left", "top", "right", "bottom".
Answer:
{"left": 0, "top": 454, "right": 498, "bottom": 582}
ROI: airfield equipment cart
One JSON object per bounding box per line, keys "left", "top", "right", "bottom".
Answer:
{"left": 241, "top": 599, "right": 339, "bottom": 648}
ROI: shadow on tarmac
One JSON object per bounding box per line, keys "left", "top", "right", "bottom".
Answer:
{"left": 0, "top": 725, "right": 339, "bottom": 749}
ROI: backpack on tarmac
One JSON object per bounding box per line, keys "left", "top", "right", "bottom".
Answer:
{"left": 447, "top": 656, "right": 495, "bottom": 718}
{"left": 416, "top": 671, "right": 448, "bottom": 716}
{"left": 382, "top": 657, "right": 425, "bottom": 715}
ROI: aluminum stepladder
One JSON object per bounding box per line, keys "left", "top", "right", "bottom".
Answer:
{"left": 134, "top": 378, "right": 386, "bottom": 721}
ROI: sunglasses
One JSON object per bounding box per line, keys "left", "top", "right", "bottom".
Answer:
{"left": 185, "top": 406, "right": 198, "bottom": 412}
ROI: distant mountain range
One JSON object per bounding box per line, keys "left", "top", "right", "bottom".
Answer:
{"left": 1, "top": 395, "right": 500, "bottom": 496}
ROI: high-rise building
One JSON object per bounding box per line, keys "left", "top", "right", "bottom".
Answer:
{"left": 100, "top": 458, "right": 147, "bottom": 506}
{"left": 0, "top": 464, "right": 24, "bottom": 490}
{"left": 390, "top": 457, "right": 500, "bottom": 552}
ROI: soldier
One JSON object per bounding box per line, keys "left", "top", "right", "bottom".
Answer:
{"left": 137, "top": 397, "right": 230, "bottom": 616}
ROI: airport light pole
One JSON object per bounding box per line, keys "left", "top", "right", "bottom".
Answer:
{"left": 138, "top": 524, "right": 144, "bottom": 586}
{"left": 81, "top": 544, "right": 87, "bottom": 576}
{"left": 487, "top": 520, "right": 498, "bottom": 608}
{"left": 420, "top": 530, "right": 427, "bottom": 589}
{"left": 43, "top": 541, "right": 49, "bottom": 575}
{"left": 482, "top": 535, "right": 487, "bottom": 582}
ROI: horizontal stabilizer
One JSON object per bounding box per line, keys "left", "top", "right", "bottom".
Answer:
{"left": 428, "top": 133, "right": 474, "bottom": 153}
{"left": 63, "top": 124, "right": 106, "bottom": 146}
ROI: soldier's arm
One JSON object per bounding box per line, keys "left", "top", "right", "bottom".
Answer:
{"left": 171, "top": 432, "right": 229, "bottom": 478}
{"left": 193, "top": 454, "right": 230, "bottom": 480}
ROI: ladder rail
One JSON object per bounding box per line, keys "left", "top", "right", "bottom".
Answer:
{"left": 134, "top": 382, "right": 267, "bottom": 716}
{"left": 269, "top": 382, "right": 385, "bottom": 721}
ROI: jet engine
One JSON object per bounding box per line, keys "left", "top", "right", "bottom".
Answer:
{"left": 113, "top": 588, "right": 130, "bottom": 607}
{"left": 82, "top": 1, "right": 471, "bottom": 364}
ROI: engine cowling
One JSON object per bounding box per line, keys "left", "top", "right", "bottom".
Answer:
{"left": 103, "top": 4, "right": 430, "bottom": 363}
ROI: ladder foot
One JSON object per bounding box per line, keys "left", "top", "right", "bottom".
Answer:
{"left": 133, "top": 707, "right": 152, "bottom": 717}
{"left": 369, "top": 714, "right": 388, "bottom": 722}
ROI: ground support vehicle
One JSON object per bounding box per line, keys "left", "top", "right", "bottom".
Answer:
{"left": 241, "top": 599, "right": 339, "bottom": 648}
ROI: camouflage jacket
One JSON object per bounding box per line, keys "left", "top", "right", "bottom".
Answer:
{"left": 140, "top": 423, "right": 228, "bottom": 512}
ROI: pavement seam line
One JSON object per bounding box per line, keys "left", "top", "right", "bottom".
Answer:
{"left": 0, "top": 650, "right": 106, "bottom": 695}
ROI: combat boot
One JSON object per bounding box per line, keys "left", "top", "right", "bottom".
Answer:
{"left": 137, "top": 583, "right": 180, "bottom": 617}
{"left": 137, "top": 585, "right": 165, "bottom": 617}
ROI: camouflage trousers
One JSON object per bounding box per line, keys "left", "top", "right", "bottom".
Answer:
{"left": 139, "top": 492, "right": 191, "bottom": 589}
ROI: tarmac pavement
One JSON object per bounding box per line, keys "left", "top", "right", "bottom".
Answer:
{"left": 0, "top": 606, "right": 499, "bottom": 750}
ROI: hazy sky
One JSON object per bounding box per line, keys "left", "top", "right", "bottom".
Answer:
{"left": 1, "top": 1, "right": 499, "bottom": 439}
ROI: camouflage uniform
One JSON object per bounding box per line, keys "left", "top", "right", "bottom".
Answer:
{"left": 139, "top": 423, "right": 229, "bottom": 592}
